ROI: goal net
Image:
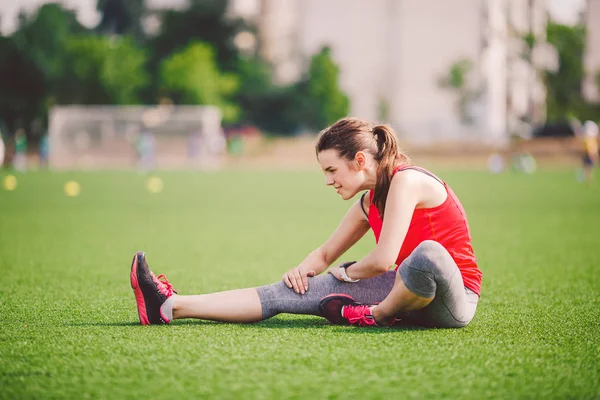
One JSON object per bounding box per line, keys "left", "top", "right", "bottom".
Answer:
{"left": 48, "top": 105, "right": 225, "bottom": 170}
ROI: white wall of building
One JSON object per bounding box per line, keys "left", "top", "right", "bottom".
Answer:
{"left": 293, "top": 0, "right": 390, "bottom": 123}
{"left": 257, "top": 0, "right": 553, "bottom": 144}
{"left": 392, "top": 0, "right": 482, "bottom": 143}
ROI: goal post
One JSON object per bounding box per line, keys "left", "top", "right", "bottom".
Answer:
{"left": 48, "top": 105, "right": 225, "bottom": 170}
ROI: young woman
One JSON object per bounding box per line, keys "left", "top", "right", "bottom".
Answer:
{"left": 130, "top": 117, "right": 482, "bottom": 328}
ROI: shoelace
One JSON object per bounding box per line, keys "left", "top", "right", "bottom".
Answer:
{"left": 344, "top": 305, "right": 377, "bottom": 326}
{"left": 151, "top": 273, "right": 177, "bottom": 297}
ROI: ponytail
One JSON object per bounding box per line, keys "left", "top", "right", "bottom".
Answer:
{"left": 372, "top": 125, "right": 409, "bottom": 217}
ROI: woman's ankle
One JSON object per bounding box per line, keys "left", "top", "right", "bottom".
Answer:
{"left": 371, "top": 306, "right": 394, "bottom": 326}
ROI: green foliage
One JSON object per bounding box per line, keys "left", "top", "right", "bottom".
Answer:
{"left": 544, "top": 22, "right": 593, "bottom": 122}
{"left": 4, "top": 3, "right": 147, "bottom": 134}
{"left": 438, "top": 58, "right": 478, "bottom": 124}
{"left": 101, "top": 38, "right": 149, "bottom": 104}
{"left": 150, "top": 0, "right": 246, "bottom": 73}
{"left": 159, "top": 41, "right": 239, "bottom": 122}
{"left": 12, "top": 3, "right": 85, "bottom": 90}
{"left": 439, "top": 58, "right": 472, "bottom": 90}
{"left": 64, "top": 35, "right": 149, "bottom": 105}
{"left": 147, "top": 0, "right": 249, "bottom": 112}
{"left": 0, "top": 37, "right": 45, "bottom": 135}
{"left": 1, "top": 0, "right": 353, "bottom": 137}
{"left": 7, "top": 2, "right": 84, "bottom": 133}
{"left": 300, "top": 47, "right": 350, "bottom": 130}
{"left": 96, "top": 0, "right": 145, "bottom": 37}
{"left": 235, "top": 57, "right": 273, "bottom": 99}
{"left": 233, "top": 47, "right": 350, "bottom": 134}
{"left": 233, "top": 57, "right": 299, "bottom": 134}
{"left": 521, "top": 32, "right": 537, "bottom": 60}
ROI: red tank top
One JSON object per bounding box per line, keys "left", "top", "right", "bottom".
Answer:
{"left": 367, "top": 166, "right": 482, "bottom": 296}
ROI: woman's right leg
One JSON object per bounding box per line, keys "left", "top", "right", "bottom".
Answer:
{"left": 172, "top": 288, "right": 263, "bottom": 323}
{"left": 133, "top": 251, "right": 396, "bottom": 325}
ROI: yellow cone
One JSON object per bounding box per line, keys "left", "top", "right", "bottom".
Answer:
{"left": 3, "top": 175, "right": 17, "bottom": 191}
{"left": 146, "top": 177, "right": 163, "bottom": 193}
{"left": 64, "top": 181, "right": 81, "bottom": 197}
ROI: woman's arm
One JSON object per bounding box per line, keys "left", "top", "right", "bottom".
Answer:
{"left": 284, "top": 197, "right": 370, "bottom": 294}
{"left": 339, "top": 171, "right": 423, "bottom": 280}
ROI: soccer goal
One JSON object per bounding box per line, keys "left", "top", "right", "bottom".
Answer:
{"left": 48, "top": 105, "right": 225, "bottom": 170}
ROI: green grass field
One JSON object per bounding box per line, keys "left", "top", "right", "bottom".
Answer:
{"left": 1, "top": 168, "right": 599, "bottom": 399}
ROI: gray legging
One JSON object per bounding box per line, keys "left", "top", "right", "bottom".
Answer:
{"left": 256, "top": 240, "right": 479, "bottom": 328}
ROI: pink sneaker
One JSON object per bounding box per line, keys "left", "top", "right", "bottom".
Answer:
{"left": 319, "top": 294, "right": 378, "bottom": 326}
{"left": 130, "top": 251, "right": 176, "bottom": 325}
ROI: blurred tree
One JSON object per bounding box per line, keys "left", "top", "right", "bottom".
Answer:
{"left": 544, "top": 22, "right": 587, "bottom": 121}
{"left": 101, "top": 37, "right": 149, "bottom": 104}
{"left": 63, "top": 35, "right": 149, "bottom": 104}
{"left": 96, "top": 0, "right": 145, "bottom": 38}
{"left": 233, "top": 57, "right": 298, "bottom": 133}
{"left": 0, "top": 37, "right": 45, "bottom": 137}
{"left": 439, "top": 59, "right": 473, "bottom": 90}
{"left": 438, "top": 58, "right": 479, "bottom": 124}
{"left": 297, "top": 47, "right": 350, "bottom": 131}
{"left": 150, "top": 0, "right": 247, "bottom": 73}
{"left": 521, "top": 32, "right": 537, "bottom": 61}
{"left": 11, "top": 3, "right": 86, "bottom": 104}
{"left": 234, "top": 47, "right": 350, "bottom": 134}
{"left": 160, "top": 41, "right": 239, "bottom": 122}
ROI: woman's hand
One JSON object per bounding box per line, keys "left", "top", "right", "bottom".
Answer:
{"left": 283, "top": 267, "right": 316, "bottom": 294}
{"left": 328, "top": 265, "right": 343, "bottom": 281}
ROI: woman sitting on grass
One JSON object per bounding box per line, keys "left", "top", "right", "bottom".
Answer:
{"left": 130, "top": 117, "right": 482, "bottom": 328}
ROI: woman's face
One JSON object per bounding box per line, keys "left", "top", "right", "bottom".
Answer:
{"left": 317, "top": 149, "right": 365, "bottom": 200}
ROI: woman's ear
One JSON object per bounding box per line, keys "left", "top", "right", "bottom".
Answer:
{"left": 355, "top": 151, "right": 367, "bottom": 169}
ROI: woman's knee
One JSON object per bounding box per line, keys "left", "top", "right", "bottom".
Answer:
{"left": 412, "top": 240, "right": 453, "bottom": 266}
{"left": 398, "top": 266, "right": 436, "bottom": 299}
{"left": 397, "top": 241, "right": 453, "bottom": 298}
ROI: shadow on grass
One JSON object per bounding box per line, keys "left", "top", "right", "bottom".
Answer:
{"left": 67, "top": 317, "right": 431, "bottom": 333}
{"left": 172, "top": 316, "right": 430, "bottom": 333}
{"left": 66, "top": 321, "right": 141, "bottom": 327}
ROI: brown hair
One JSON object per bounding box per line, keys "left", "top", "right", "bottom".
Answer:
{"left": 315, "top": 117, "right": 410, "bottom": 217}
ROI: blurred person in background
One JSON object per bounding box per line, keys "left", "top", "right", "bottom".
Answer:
{"left": 12, "top": 129, "right": 27, "bottom": 172}
{"left": 0, "top": 129, "right": 4, "bottom": 168}
{"left": 135, "top": 125, "right": 156, "bottom": 172}
{"left": 187, "top": 128, "right": 202, "bottom": 162}
{"left": 129, "top": 117, "right": 482, "bottom": 329}
{"left": 579, "top": 120, "right": 599, "bottom": 183}
{"left": 569, "top": 116, "right": 583, "bottom": 138}
{"left": 38, "top": 133, "right": 49, "bottom": 169}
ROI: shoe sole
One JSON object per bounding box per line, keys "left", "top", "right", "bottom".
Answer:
{"left": 130, "top": 252, "right": 150, "bottom": 325}
{"left": 319, "top": 293, "right": 358, "bottom": 325}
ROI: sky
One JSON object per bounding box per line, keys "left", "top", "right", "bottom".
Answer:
{"left": 0, "top": 0, "right": 588, "bottom": 35}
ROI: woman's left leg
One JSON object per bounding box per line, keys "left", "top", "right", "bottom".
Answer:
{"left": 372, "top": 240, "right": 479, "bottom": 328}
{"left": 320, "top": 240, "right": 479, "bottom": 328}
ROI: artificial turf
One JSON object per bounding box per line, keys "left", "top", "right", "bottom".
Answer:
{"left": 1, "top": 168, "right": 599, "bottom": 399}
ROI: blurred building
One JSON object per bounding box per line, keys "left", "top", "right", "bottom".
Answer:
{"left": 583, "top": 0, "right": 600, "bottom": 103}
{"left": 239, "top": 0, "right": 555, "bottom": 144}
